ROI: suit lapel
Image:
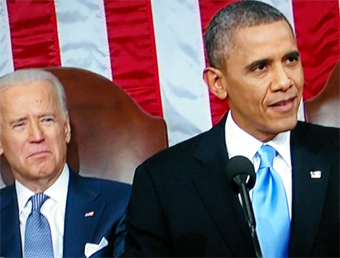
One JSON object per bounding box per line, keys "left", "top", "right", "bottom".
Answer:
{"left": 191, "top": 116, "right": 256, "bottom": 257}
{"left": 0, "top": 186, "right": 22, "bottom": 258}
{"left": 289, "top": 123, "right": 331, "bottom": 257}
{"left": 63, "top": 172, "right": 106, "bottom": 258}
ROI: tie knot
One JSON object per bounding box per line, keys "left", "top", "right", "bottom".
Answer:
{"left": 258, "top": 145, "right": 276, "bottom": 169}
{"left": 30, "top": 193, "right": 48, "bottom": 212}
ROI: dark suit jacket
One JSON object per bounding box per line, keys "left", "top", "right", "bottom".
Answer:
{"left": 124, "top": 117, "right": 339, "bottom": 257}
{"left": 0, "top": 170, "right": 131, "bottom": 258}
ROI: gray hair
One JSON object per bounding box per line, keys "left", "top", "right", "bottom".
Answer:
{"left": 205, "top": 0, "right": 293, "bottom": 68}
{"left": 0, "top": 69, "right": 68, "bottom": 115}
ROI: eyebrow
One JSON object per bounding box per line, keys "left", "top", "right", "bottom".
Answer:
{"left": 245, "top": 58, "right": 271, "bottom": 71}
{"left": 9, "top": 117, "right": 26, "bottom": 125}
{"left": 244, "top": 50, "right": 300, "bottom": 71}
{"left": 283, "top": 51, "right": 300, "bottom": 60}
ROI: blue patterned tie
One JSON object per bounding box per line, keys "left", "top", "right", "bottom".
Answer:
{"left": 25, "top": 193, "right": 54, "bottom": 258}
{"left": 252, "top": 145, "right": 290, "bottom": 258}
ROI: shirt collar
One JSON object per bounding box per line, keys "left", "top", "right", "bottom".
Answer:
{"left": 16, "top": 164, "right": 70, "bottom": 213}
{"left": 225, "top": 112, "right": 291, "bottom": 167}
{"left": 269, "top": 132, "right": 291, "bottom": 169}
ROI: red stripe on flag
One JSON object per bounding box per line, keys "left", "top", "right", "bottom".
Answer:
{"left": 104, "top": 0, "right": 163, "bottom": 118}
{"left": 292, "top": 0, "right": 340, "bottom": 100}
{"left": 7, "top": 0, "right": 61, "bottom": 69}
{"left": 199, "top": 0, "right": 240, "bottom": 125}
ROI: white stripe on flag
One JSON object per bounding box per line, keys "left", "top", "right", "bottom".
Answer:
{"left": 151, "top": 0, "right": 212, "bottom": 146}
{"left": 0, "top": 0, "right": 14, "bottom": 77}
{"left": 54, "top": 0, "right": 112, "bottom": 80}
{"left": 258, "top": 0, "right": 305, "bottom": 121}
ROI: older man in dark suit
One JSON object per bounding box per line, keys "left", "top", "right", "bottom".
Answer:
{"left": 0, "top": 69, "right": 131, "bottom": 258}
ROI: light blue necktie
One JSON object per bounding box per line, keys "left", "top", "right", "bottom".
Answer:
{"left": 252, "top": 145, "right": 290, "bottom": 258}
{"left": 25, "top": 193, "right": 54, "bottom": 258}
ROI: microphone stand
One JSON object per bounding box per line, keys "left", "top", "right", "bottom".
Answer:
{"left": 226, "top": 156, "right": 262, "bottom": 258}
{"left": 238, "top": 182, "right": 263, "bottom": 258}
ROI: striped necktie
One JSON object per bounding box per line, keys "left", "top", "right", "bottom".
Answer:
{"left": 25, "top": 193, "right": 54, "bottom": 258}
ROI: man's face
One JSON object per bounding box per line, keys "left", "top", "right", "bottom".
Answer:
{"left": 214, "top": 20, "right": 304, "bottom": 142}
{"left": 0, "top": 80, "right": 70, "bottom": 190}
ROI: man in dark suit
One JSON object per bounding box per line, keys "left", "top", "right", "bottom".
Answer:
{"left": 124, "top": 1, "right": 339, "bottom": 257}
{"left": 0, "top": 68, "right": 131, "bottom": 257}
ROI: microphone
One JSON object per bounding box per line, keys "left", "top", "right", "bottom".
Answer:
{"left": 226, "top": 156, "right": 262, "bottom": 258}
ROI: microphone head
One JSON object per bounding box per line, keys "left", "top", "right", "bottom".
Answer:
{"left": 226, "top": 156, "right": 256, "bottom": 193}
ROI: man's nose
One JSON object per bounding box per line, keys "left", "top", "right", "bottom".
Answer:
{"left": 271, "top": 64, "right": 292, "bottom": 92}
{"left": 28, "top": 121, "right": 45, "bottom": 142}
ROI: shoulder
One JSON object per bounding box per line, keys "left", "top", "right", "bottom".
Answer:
{"left": 142, "top": 124, "right": 220, "bottom": 171}
{"left": 0, "top": 185, "right": 16, "bottom": 207}
{"left": 293, "top": 121, "right": 339, "bottom": 148}
{"left": 291, "top": 122, "right": 339, "bottom": 167}
{"left": 0, "top": 184, "right": 14, "bottom": 195}
{"left": 148, "top": 117, "right": 226, "bottom": 165}
{"left": 70, "top": 172, "right": 131, "bottom": 199}
{"left": 145, "top": 132, "right": 205, "bottom": 165}
{"left": 134, "top": 122, "right": 226, "bottom": 184}
{"left": 295, "top": 121, "right": 339, "bottom": 134}
{"left": 77, "top": 174, "right": 131, "bottom": 189}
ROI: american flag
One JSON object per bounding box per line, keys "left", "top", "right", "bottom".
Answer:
{"left": 1, "top": 0, "right": 339, "bottom": 146}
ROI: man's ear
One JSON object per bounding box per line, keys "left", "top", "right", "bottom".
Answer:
{"left": 64, "top": 113, "right": 71, "bottom": 144}
{"left": 203, "top": 67, "right": 228, "bottom": 100}
{"left": 0, "top": 126, "right": 3, "bottom": 156}
{"left": 0, "top": 134, "right": 3, "bottom": 156}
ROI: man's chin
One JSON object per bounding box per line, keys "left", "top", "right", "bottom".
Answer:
{"left": 273, "top": 118, "right": 298, "bottom": 134}
{"left": 24, "top": 163, "right": 57, "bottom": 179}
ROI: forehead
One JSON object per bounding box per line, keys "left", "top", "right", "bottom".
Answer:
{"left": 1, "top": 79, "right": 56, "bottom": 96}
{"left": 228, "top": 20, "right": 297, "bottom": 59}
{"left": 0, "top": 80, "right": 60, "bottom": 113}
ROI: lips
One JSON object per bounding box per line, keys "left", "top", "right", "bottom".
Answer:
{"left": 27, "top": 151, "right": 51, "bottom": 159}
{"left": 268, "top": 96, "right": 297, "bottom": 112}
{"left": 271, "top": 97, "right": 294, "bottom": 106}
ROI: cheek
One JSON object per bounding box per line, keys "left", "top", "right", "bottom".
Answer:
{"left": 1, "top": 134, "right": 22, "bottom": 153}
{"left": 241, "top": 86, "right": 264, "bottom": 106}
{"left": 297, "top": 76, "right": 304, "bottom": 90}
{"left": 290, "top": 67, "right": 304, "bottom": 86}
{"left": 227, "top": 76, "right": 268, "bottom": 110}
{"left": 51, "top": 130, "right": 68, "bottom": 152}
{"left": 231, "top": 89, "right": 260, "bottom": 111}
{"left": 2, "top": 140, "right": 25, "bottom": 165}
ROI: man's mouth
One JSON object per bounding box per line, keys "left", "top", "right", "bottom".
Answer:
{"left": 27, "top": 151, "right": 51, "bottom": 159}
{"left": 269, "top": 96, "right": 297, "bottom": 112}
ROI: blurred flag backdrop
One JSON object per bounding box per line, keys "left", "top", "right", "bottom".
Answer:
{"left": 0, "top": 0, "right": 339, "bottom": 146}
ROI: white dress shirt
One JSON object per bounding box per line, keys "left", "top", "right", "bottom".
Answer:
{"left": 16, "top": 164, "right": 69, "bottom": 258}
{"left": 225, "top": 112, "right": 292, "bottom": 218}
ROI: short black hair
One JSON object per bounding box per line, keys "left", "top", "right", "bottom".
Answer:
{"left": 205, "top": 0, "right": 293, "bottom": 68}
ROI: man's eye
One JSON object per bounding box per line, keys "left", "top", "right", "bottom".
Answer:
{"left": 285, "top": 56, "right": 299, "bottom": 65}
{"left": 256, "top": 64, "right": 266, "bottom": 70}
{"left": 252, "top": 64, "right": 267, "bottom": 72}
{"left": 41, "top": 117, "right": 55, "bottom": 125}
{"left": 13, "top": 122, "right": 26, "bottom": 130}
